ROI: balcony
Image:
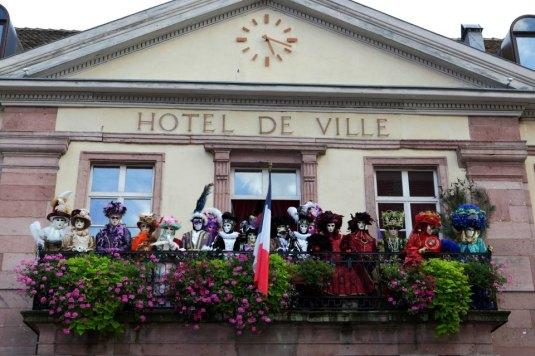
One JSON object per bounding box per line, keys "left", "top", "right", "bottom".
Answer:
{"left": 19, "top": 252, "right": 509, "bottom": 355}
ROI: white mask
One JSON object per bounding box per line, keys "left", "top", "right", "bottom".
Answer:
{"left": 326, "top": 223, "right": 335, "bottom": 233}
{"left": 51, "top": 217, "right": 68, "bottom": 230}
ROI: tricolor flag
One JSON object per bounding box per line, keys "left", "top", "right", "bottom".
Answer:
{"left": 253, "top": 171, "right": 271, "bottom": 295}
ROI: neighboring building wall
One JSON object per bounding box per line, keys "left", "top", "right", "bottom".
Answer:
{"left": 0, "top": 107, "right": 67, "bottom": 354}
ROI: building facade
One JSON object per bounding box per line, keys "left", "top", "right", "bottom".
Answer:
{"left": 1, "top": 0, "right": 535, "bottom": 354}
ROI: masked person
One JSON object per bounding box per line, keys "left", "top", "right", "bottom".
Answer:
{"left": 212, "top": 212, "right": 240, "bottom": 251}
{"left": 151, "top": 216, "right": 181, "bottom": 251}
{"left": 272, "top": 216, "right": 297, "bottom": 253}
{"left": 234, "top": 217, "right": 257, "bottom": 252}
{"left": 95, "top": 201, "right": 131, "bottom": 253}
{"left": 288, "top": 204, "right": 314, "bottom": 253}
{"left": 404, "top": 211, "right": 441, "bottom": 266}
{"left": 62, "top": 208, "right": 95, "bottom": 252}
{"left": 181, "top": 184, "right": 213, "bottom": 251}
{"left": 30, "top": 191, "right": 72, "bottom": 253}
{"left": 308, "top": 211, "right": 342, "bottom": 253}
{"left": 451, "top": 204, "right": 489, "bottom": 254}
{"left": 131, "top": 213, "right": 158, "bottom": 252}
{"left": 378, "top": 210, "right": 406, "bottom": 253}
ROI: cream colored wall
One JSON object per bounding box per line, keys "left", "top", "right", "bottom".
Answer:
{"left": 56, "top": 108, "right": 471, "bottom": 141}
{"left": 56, "top": 142, "right": 214, "bottom": 227}
{"left": 317, "top": 149, "right": 466, "bottom": 230}
{"left": 520, "top": 120, "right": 535, "bottom": 145}
{"left": 69, "top": 9, "right": 472, "bottom": 88}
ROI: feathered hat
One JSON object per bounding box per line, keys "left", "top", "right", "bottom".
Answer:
{"left": 70, "top": 208, "right": 91, "bottom": 230}
{"left": 414, "top": 211, "right": 441, "bottom": 229}
{"left": 203, "top": 207, "right": 223, "bottom": 233}
{"left": 222, "top": 212, "right": 237, "bottom": 225}
{"left": 347, "top": 212, "right": 374, "bottom": 232}
{"left": 191, "top": 183, "right": 213, "bottom": 222}
{"left": 103, "top": 201, "right": 127, "bottom": 218}
{"left": 137, "top": 213, "right": 158, "bottom": 233}
{"left": 381, "top": 210, "right": 405, "bottom": 229}
{"left": 315, "top": 211, "right": 343, "bottom": 233}
{"left": 47, "top": 191, "right": 72, "bottom": 221}
{"left": 301, "top": 201, "right": 323, "bottom": 220}
{"left": 451, "top": 204, "right": 487, "bottom": 231}
{"left": 159, "top": 215, "right": 181, "bottom": 230}
{"left": 288, "top": 204, "right": 315, "bottom": 224}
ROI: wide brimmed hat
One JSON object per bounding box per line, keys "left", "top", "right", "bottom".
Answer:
{"left": 103, "top": 201, "right": 127, "bottom": 218}
{"left": 381, "top": 210, "right": 404, "bottom": 229}
{"left": 316, "top": 211, "right": 343, "bottom": 233}
{"left": 451, "top": 204, "right": 487, "bottom": 231}
{"left": 222, "top": 212, "right": 237, "bottom": 224}
{"left": 159, "top": 215, "right": 181, "bottom": 230}
{"left": 414, "top": 211, "right": 441, "bottom": 228}
{"left": 46, "top": 191, "right": 72, "bottom": 221}
{"left": 71, "top": 209, "right": 92, "bottom": 230}
{"left": 137, "top": 213, "right": 158, "bottom": 232}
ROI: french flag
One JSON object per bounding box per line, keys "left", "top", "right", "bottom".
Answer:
{"left": 253, "top": 171, "right": 271, "bottom": 295}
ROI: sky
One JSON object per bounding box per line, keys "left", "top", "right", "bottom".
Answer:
{"left": 0, "top": 0, "right": 533, "bottom": 39}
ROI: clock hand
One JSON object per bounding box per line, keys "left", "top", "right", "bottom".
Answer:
{"left": 264, "top": 36, "right": 292, "bottom": 48}
{"left": 263, "top": 36, "right": 276, "bottom": 55}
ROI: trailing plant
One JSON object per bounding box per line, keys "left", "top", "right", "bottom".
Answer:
{"left": 439, "top": 178, "right": 495, "bottom": 239}
{"left": 421, "top": 258, "right": 471, "bottom": 336}
{"left": 16, "top": 253, "right": 158, "bottom": 336}
{"left": 378, "top": 261, "right": 435, "bottom": 314}
{"left": 292, "top": 257, "right": 334, "bottom": 289}
{"left": 167, "top": 253, "right": 293, "bottom": 334}
{"left": 463, "top": 260, "right": 506, "bottom": 294}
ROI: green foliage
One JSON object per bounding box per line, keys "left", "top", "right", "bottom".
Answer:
{"left": 267, "top": 254, "right": 294, "bottom": 311}
{"left": 439, "top": 178, "right": 495, "bottom": 240}
{"left": 292, "top": 257, "right": 334, "bottom": 288}
{"left": 463, "top": 261, "right": 506, "bottom": 294}
{"left": 422, "top": 259, "right": 471, "bottom": 336}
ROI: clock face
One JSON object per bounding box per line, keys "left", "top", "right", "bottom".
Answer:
{"left": 235, "top": 13, "right": 298, "bottom": 67}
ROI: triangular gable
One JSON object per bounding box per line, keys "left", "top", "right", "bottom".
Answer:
{"left": 0, "top": 0, "right": 534, "bottom": 90}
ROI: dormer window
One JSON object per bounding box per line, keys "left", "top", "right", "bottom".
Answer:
{"left": 500, "top": 15, "right": 535, "bottom": 70}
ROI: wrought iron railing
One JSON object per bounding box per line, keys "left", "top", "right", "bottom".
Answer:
{"left": 31, "top": 251, "right": 496, "bottom": 312}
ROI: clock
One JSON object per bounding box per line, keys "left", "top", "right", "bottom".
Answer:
{"left": 235, "top": 13, "right": 298, "bottom": 67}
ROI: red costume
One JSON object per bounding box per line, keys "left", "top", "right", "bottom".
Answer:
{"left": 332, "top": 212, "right": 376, "bottom": 295}
{"left": 131, "top": 213, "right": 158, "bottom": 252}
{"left": 404, "top": 211, "right": 441, "bottom": 266}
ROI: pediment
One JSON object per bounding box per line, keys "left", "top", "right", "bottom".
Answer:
{"left": 1, "top": 0, "right": 534, "bottom": 89}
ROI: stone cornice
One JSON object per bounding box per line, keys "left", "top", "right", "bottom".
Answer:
{"left": 0, "top": 133, "right": 69, "bottom": 155}
{"left": 0, "top": 1, "right": 533, "bottom": 89}
{"left": 457, "top": 142, "right": 528, "bottom": 164}
{"left": 0, "top": 80, "right": 533, "bottom": 116}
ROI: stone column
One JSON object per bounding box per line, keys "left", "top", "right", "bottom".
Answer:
{"left": 301, "top": 151, "right": 319, "bottom": 203}
{"left": 212, "top": 148, "right": 231, "bottom": 212}
{"left": 459, "top": 116, "right": 535, "bottom": 354}
{"left": 0, "top": 106, "right": 68, "bottom": 354}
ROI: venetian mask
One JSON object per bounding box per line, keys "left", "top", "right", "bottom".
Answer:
{"left": 192, "top": 218, "right": 204, "bottom": 231}
{"left": 357, "top": 221, "right": 366, "bottom": 230}
{"left": 326, "top": 222, "right": 336, "bottom": 233}
{"left": 276, "top": 225, "right": 288, "bottom": 236}
{"left": 109, "top": 214, "right": 122, "bottom": 226}
{"left": 247, "top": 232, "right": 257, "bottom": 245}
{"left": 425, "top": 225, "right": 435, "bottom": 235}
{"left": 160, "top": 226, "right": 175, "bottom": 238}
{"left": 223, "top": 221, "right": 234, "bottom": 234}
{"left": 462, "top": 227, "right": 479, "bottom": 244}
{"left": 298, "top": 221, "right": 309, "bottom": 234}
{"left": 387, "top": 227, "right": 399, "bottom": 238}
{"left": 74, "top": 218, "right": 85, "bottom": 230}
{"left": 51, "top": 217, "right": 68, "bottom": 230}
{"left": 139, "top": 223, "right": 150, "bottom": 233}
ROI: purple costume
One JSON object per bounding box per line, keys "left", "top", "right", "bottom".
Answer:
{"left": 96, "top": 201, "right": 131, "bottom": 253}
{"left": 95, "top": 224, "right": 131, "bottom": 252}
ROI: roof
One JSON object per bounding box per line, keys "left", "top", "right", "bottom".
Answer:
{"left": 0, "top": 0, "right": 533, "bottom": 89}
{"left": 15, "top": 28, "right": 79, "bottom": 52}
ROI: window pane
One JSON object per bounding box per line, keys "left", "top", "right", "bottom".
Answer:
{"left": 517, "top": 37, "right": 535, "bottom": 70}
{"left": 376, "top": 171, "right": 402, "bottom": 196}
{"left": 125, "top": 167, "right": 154, "bottom": 193}
{"left": 89, "top": 198, "right": 118, "bottom": 227}
{"left": 123, "top": 199, "right": 152, "bottom": 228}
{"left": 410, "top": 203, "right": 438, "bottom": 227}
{"left": 234, "top": 171, "right": 262, "bottom": 196}
{"left": 408, "top": 171, "right": 435, "bottom": 197}
{"left": 91, "top": 167, "right": 119, "bottom": 192}
{"left": 377, "top": 203, "right": 405, "bottom": 230}
{"left": 272, "top": 172, "right": 297, "bottom": 197}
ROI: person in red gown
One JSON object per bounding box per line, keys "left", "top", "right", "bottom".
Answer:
{"left": 404, "top": 211, "right": 442, "bottom": 267}
{"left": 307, "top": 211, "right": 341, "bottom": 254}
{"left": 338, "top": 212, "right": 376, "bottom": 295}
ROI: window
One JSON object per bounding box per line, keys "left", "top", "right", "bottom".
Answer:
{"left": 516, "top": 37, "right": 535, "bottom": 70}
{"left": 231, "top": 168, "right": 300, "bottom": 222}
{"left": 375, "top": 169, "right": 439, "bottom": 237}
{"left": 88, "top": 165, "right": 154, "bottom": 236}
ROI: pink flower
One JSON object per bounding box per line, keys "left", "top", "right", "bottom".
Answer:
{"left": 62, "top": 328, "right": 70, "bottom": 335}
{"left": 139, "top": 315, "right": 146, "bottom": 323}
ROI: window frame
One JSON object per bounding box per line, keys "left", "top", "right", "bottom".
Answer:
{"left": 363, "top": 156, "right": 448, "bottom": 239}
{"left": 374, "top": 169, "right": 440, "bottom": 234}
{"left": 231, "top": 167, "right": 301, "bottom": 201}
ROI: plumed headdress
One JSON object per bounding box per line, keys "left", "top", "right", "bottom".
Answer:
{"left": 191, "top": 183, "right": 213, "bottom": 223}
{"left": 414, "top": 211, "right": 441, "bottom": 229}
{"left": 315, "top": 211, "right": 343, "bottom": 233}
{"left": 381, "top": 210, "right": 405, "bottom": 229}
{"left": 159, "top": 215, "right": 181, "bottom": 230}
{"left": 137, "top": 213, "right": 158, "bottom": 233}
{"left": 47, "top": 191, "right": 72, "bottom": 221}
{"left": 203, "top": 207, "right": 223, "bottom": 234}
{"left": 71, "top": 208, "right": 91, "bottom": 230}
{"left": 347, "top": 212, "right": 374, "bottom": 232}
{"left": 288, "top": 204, "right": 315, "bottom": 224}
{"left": 103, "top": 201, "right": 127, "bottom": 218}
{"left": 301, "top": 201, "right": 323, "bottom": 220}
{"left": 451, "top": 204, "right": 487, "bottom": 231}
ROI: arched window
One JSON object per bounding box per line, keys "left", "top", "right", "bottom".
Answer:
{"left": 500, "top": 15, "right": 535, "bottom": 70}
{"left": 0, "top": 5, "right": 20, "bottom": 59}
